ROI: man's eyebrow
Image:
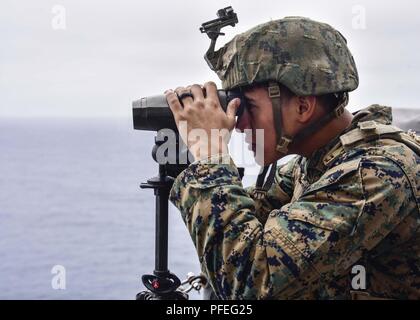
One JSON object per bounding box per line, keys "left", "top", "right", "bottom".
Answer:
{"left": 244, "top": 96, "right": 256, "bottom": 104}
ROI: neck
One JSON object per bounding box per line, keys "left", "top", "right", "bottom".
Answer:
{"left": 291, "top": 109, "right": 354, "bottom": 157}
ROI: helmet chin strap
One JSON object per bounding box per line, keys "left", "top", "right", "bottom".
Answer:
{"left": 268, "top": 81, "right": 293, "bottom": 155}
{"left": 252, "top": 81, "right": 288, "bottom": 201}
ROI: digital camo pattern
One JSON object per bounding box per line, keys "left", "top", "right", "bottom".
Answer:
{"left": 209, "top": 17, "right": 359, "bottom": 96}
{"left": 169, "top": 105, "right": 420, "bottom": 299}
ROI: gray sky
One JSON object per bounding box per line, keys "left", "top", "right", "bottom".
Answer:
{"left": 1, "top": 0, "right": 419, "bottom": 117}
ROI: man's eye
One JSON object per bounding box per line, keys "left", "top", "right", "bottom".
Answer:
{"left": 247, "top": 103, "right": 256, "bottom": 112}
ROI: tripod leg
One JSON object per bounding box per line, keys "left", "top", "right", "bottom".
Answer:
{"left": 154, "top": 173, "right": 169, "bottom": 275}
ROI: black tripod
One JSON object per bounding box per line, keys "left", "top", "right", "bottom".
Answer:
{"left": 136, "top": 133, "right": 190, "bottom": 300}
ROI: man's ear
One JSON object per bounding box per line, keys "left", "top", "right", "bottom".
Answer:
{"left": 296, "top": 96, "right": 317, "bottom": 124}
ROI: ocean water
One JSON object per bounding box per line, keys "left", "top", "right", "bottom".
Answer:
{"left": 0, "top": 118, "right": 202, "bottom": 300}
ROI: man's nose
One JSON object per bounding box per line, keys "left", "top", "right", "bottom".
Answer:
{"left": 235, "top": 109, "right": 251, "bottom": 132}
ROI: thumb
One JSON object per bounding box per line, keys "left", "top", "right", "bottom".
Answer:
{"left": 226, "top": 98, "right": 241, "bottom": 121}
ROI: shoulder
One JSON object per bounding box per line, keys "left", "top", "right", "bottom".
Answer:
{"left": 358, "top": 153, "right": 416, "bottom": 208}
{"left": 330, "top": 139, "right": 416, "bottom": 198}
{"left": 301, "top": 148, "right": 416, "bottom": 227}
{"left": 332, "top": 117, "right": 419, "bottom": 170}
{"left": 328, "top": 123, "right": 419, "bottom": 188}
{"left": 324, "top": 144, "right": 418, "bottom": 228}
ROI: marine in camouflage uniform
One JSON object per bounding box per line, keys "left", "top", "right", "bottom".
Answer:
{"left": 168, "top": 17, "right": 420, "bottom": 299}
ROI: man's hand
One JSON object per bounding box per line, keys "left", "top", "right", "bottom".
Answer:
{"left": 165, "top": 82, "right": 240, "bottom": 161}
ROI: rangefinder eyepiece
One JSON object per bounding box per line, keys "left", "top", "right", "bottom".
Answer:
{"left": 132, "top": 90, "right": 245, "bottom": 131}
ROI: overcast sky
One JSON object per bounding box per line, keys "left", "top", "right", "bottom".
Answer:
{"left": 1, "top": 0, "right": 419, "bottom": 117}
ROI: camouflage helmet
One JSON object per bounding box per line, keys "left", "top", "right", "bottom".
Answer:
{"left": 207, "top": 16, "right": 359, "bottom": 96}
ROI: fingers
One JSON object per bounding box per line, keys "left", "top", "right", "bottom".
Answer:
{"left": 203, "top": 81, "right": 218, "bottom": 101}
{"left": 226, "top": 98, "right": 241, "bottom": 125}
{"left": 189, "top": 84, "right": 204, "bottom": 102}
{"left": 175, "top": 86, "right": 193, "bottom": 107}
{"left": 165, "top": 89, "right": 183, "bottom": 118}
{"left": 167, "top": 82, "right": 224, "bottom": 120}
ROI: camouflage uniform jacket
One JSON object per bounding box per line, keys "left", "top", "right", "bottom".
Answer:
{"left": 169, "top": 105, "right": 420, "bottom": 299}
